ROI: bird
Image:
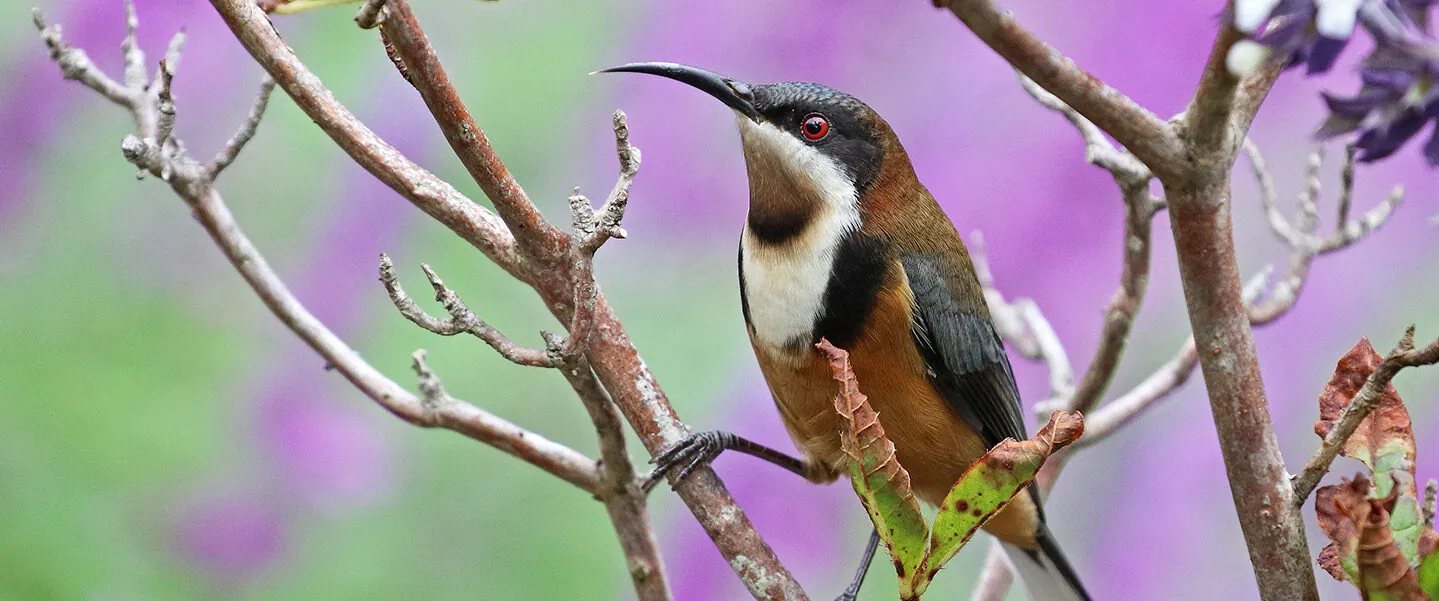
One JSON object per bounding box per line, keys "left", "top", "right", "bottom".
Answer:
{"left": 599, "top": 62, "right": 1090, "bottom": 601}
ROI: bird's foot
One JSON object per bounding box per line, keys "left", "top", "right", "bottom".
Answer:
{"left": 831, "top": 590, "right": 860, "bottom": 601}
{"left": 641, "top": 430, "right": 734, "bottom": 493}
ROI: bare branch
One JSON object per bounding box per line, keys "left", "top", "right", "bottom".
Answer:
{"left": 1078, "top": 135, "right": 1410, "bottom": 448}
{"left": 1337, "top": 142, "right": 1356, "bottom": 226}
{"left": 547, "top": 349, "right": 671, "bottom": 600}
{"left": 162, "top": 29, "right": 186, "bottom": 75}
{"left": 1074, "top": 131, "right": 1416, "bottom": 445}
{"left": 207, "top": 77, "right": 276, "bottom": 180}
{"left": 937, "top": 0, "right": 1182, "bottom": 174}
{"left": 1075, "top": 339, "right": 1199, "bottom": 448}
{"left": 378, "top": 255, "right": 554, "bottom": 368}
{"left": 212, "top": 0, "right": 808, "bottom": 595}
{"left": 354, "top": 0, "right": 386, "bottom": 29}
{"left": 375, "top": 0, "right": 564, "bottom": 262}
{"left": 154, "top": 60, "right": 176, "bottom": 152}
{"left": 120, "top": 0, "right": 146, "bottom": 89}
{"left": 557, "top": 110, "right": 639, "bottom": 364}
{"left": 1292, "top": 327, "right": 1439, "bottom": 505}
{"left": 33, "top": 9, "right": 134, "bottom": 107}
{"left": 970, "top": 231, "right": 1042, "bottom": 360}
{"left": 1015, "top": 299, "right": 1074, "bottom": 402}
{"left": 40, "top": 1, "right": 604, "bottom": 497}
{"left": 1008, "top": 72, "right": 1160, "bottom": 424}
{"left": 1244, "top": 141, "right": 1404, "bottom": 324}
{"left": 210, "top": 0, "right": 520, "bottom": 274}
{"left": 1015, "top": 74, "right": 1151, "bottom": 181}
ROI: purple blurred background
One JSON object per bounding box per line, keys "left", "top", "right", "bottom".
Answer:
{"left": 2, "top": 0, "right": 1435, "bottom": 599}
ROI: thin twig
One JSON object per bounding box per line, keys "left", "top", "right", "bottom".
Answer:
{"left": 214, "top": 0, "right": 811, "bottom": 596}
{"left": 1015, "top": 71, "right": 1159, "bottom": 416}
{"left": 37, "top": 7, "right": 604, "bottom": 495}
{"left": 546, "top": 347, "right": 670, "bottom": 599}
{"left": 971, "top": 232, "right": 1073, "bottom": 401}
{"left": 1243, "top": 141, "right": 1404, "bottom": 323}
{"left": 970, "top": 231, "right": 1042, "bottom": 359}
{"left": 33, "top": 9, "right": 134, "bottom": 107}
{"left": 556, "top": 110, "right": 638, "bottom": 364}
{"left": 1015, "top": 74, "right": 1151, "bottom": 182}
{"left": 375, "top": 0, "right": 564, "bottom": 263}
{"left": 153, "top": 60, "right": 177, "bottom": 152}
{"left": 209, "top": 0, "right": 520, "bottom": 274}
{"left": 1080, "top": 135, "right": 1407, "bottom": 449}
{"left": 354, "top": 0, "right": 386, "bottom": 28}
{"left": 379, "top": 255, "right": 554, "bottom": 368}
{"left": 120, "top": 0, "right": 145, "bottom": 89}
{"left": 1291, "top": 326, "right": 1439, "bottom": 505}
{"left": 938, "top": 0, "right": 1181, "bottom": 174}
{"left": 207, "top": 77, "right": 276, "bottom": 180}
{"left": 1075, "top": 339, "right": 1200, "bottom": 448}
{"left": 1015, "top": 299, "right": 1074, "bottom": 401}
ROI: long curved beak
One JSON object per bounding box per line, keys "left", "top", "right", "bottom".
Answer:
{"left": 595, "top": 62, "right": 761, "bottom": 122}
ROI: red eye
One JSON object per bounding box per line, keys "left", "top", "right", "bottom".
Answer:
{"left": 801, "top": 114, "right": 829, "bottom": 141}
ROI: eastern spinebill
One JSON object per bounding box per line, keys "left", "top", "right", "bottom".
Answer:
{"left": 600, "top": 62, "right": 1090, "bottom": 601}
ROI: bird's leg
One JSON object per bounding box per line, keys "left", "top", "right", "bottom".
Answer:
{"left": 641, "top": 430, "right": 812, "bottom": 493}
{"left": 833, "top": 528, "right": 880, "bottom": 601}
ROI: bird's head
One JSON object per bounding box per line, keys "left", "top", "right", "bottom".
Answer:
{"left": 599, "top": 62, "right": 915, "bottom": 243}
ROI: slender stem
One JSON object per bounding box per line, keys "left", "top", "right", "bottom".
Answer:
{"left": 376, "top": 0, "right": 565, "bottom": 263}
{"left": 209, "top": 1, "right": 806, "bottom": 596}
{"left": 209, "top": 0, "right": 520, "bottom": 275}
{"left": 938, "top": 0, "right": 1182, "bottom": 174}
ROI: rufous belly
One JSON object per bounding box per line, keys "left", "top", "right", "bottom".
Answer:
{"left": 750, "top": 274, "right": 1039, "bottom": 548}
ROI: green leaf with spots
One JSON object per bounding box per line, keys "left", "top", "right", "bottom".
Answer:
{"left": 818, "top": 340, "right": 930, "bottom": 600}
{"left": 923, "top": 410, "right": 1085, "bottom": 594}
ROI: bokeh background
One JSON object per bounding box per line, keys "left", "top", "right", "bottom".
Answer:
{"left": 2, "top": 0, "right": 1436, "bottom": 599}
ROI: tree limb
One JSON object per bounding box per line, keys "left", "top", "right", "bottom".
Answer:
{"left": 936, "top": 0, "right": 1182, "bottom": 174}
{"left": 374, "top": 0, "right": 565, "bottom": 264}
{"left": 33, "top": 9, "right": 603, "bottom": 493}
{"left": 1014, "top": 74, "right": 1159, "bottom": 417}
{"left": 1161, "top": 17, "right": 1316, "bottom": 598}
{"left": 209, "top": 0, "right": 520, "bottom": 276}
{"left": 209, "top": 1, "right": 806, "bottom": 597}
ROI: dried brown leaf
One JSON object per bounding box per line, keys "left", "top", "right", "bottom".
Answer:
{"left": 1316, "top": 338, "right": 1417, "bottom": 491}
{"left": 821, "top": 339, "right": 914, "bottom": 494}
{"left": 1356, "top": 495, "right": 1426, "bottom": 601}
{"left": 1315, "top": 475, "right": 1426, "bottom": 600}
{"left": 818, "top": 339, "right": 930, "bottom": 591}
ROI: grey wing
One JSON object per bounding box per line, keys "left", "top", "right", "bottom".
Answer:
{"left": 901, "top": 252, "right": 1028, "bottom": 448}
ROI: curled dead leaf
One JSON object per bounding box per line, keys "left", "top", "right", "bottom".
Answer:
{"left": 1315, "top": 475, "right": 1425, "bottom": 600}
{"left": 1315, "top": 337, "right": 1417, "bottom": 496}
{"left": 818, "top": 339, "right": 930, "bottom": 597}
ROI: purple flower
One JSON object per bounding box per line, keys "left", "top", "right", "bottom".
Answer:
{"left": 1230, "top": 0, "right": 1439, "bottom": 163}
{"left": 1316, "top": 46, "right": 1439, "bottom": 162}
{"left": 1229, "top": 0, "right": 1436, "bottom": 75}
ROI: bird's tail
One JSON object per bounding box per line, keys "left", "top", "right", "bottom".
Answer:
{"left": 1002, "top": 525, "right": 1091, "bottom": 601}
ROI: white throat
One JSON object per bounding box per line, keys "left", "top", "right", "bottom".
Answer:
{"left": 735, "top": 117, "right": 861, "bottom": 351}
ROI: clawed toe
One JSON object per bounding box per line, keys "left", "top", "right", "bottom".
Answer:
{"left": 641, "top": 431, "right": 727, "bottom": 493}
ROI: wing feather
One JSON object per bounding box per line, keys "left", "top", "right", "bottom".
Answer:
{"left": 901, "top": 252, "right": 1027, "bottom": 448}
